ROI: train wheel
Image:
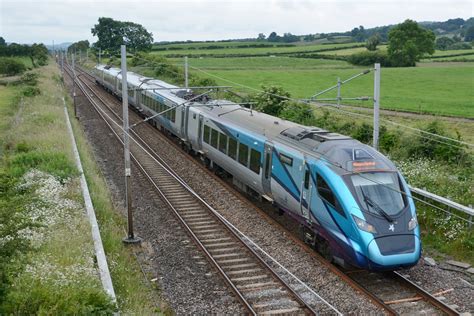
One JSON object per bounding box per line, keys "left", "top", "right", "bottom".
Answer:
{"left": 316, "top": 236, "right": 333, "bottom": 262}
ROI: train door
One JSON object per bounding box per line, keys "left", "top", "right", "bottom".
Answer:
{"left": 300, "top": 160, "right": 312, "bottom": 223}
{"left": 262, "top": 141, "right": 273, "bottom": 198}
{"left": 184, "top": 106, "right": 191, "bottom": 141}
{"left": 180, "top": 106, "right": 187, "bottom": 139}
{"left": 197, "top": 114, "right": 204, "bottom": 150}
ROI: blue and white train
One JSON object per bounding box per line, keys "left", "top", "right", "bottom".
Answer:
{"left": 93, "top": 64, "right": 421, "bottom": 271}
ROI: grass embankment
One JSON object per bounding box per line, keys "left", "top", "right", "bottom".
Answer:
{"left": 0, "top": 61, "right": 164, "bottom": 313}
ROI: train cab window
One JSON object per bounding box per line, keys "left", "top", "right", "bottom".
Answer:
{"left": 228, "top": 138, "right": 237, "bottom": 160}
{"left": 203, "top": 125, "right": 210, "bottom": 143}
{"left": 249, "top": 149, "right": 261, "bottom": 174}
{"left": 211, "top": 129, "right": 218, "bottom": 148}
{"left": 317, "top": 175, "right": 345, "bottom": 216}
{"left": 238, "top": 143, "right": 249, "bottom": 166}
{"left": 218, "top": 132, "right": 227, "bottom": 153}
{"left": 304, "top": 170, "right": 310, "bottom": 190}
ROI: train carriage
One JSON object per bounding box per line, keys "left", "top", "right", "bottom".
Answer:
{"left": 94, "top": 64, "right": 421, "bottom": 271}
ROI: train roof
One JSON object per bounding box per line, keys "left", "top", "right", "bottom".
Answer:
{"left": 96, "top": 65, "right": 188, "bottom": 105}
{"left": 198, "top": 101, "right": 396, "bottom": 174}
{"left": 95, "top": 65, "right": 396, "bottom": 175}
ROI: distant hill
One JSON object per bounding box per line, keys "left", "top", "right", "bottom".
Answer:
{"left": 45, "top": 42, "right": 72, "bottom": 51}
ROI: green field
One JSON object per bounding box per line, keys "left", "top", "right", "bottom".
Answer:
{"left": 185, "top": 56, "right": 473, "bottom": 117}
{"left": 152, "top": 42, "right": 364, "bottom": 57}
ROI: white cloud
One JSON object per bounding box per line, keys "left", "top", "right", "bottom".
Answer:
{"left": 0, "top": 0, "right": 472, "bottom": 44}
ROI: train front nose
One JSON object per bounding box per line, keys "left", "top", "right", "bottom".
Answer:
{"left": 367, "top": 234, "right": 421, "bottom": 270}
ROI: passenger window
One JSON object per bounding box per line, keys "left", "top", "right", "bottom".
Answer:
{"left": 238, "top": 143, "right": 249, "bottom": 166}
{"left": 218, "top": 132, "right": 227, "bottom": 153}
{"left": 317, "top": 175, "right": 344, "bottom": 216}
{"left": 249, "top": 149, "right": 261, "bottom": 174}
{"left": 228, "top": 138, "right": 237, "bottom": 160}
{"left": 279, "top": 153, "right": 293, "bottom": 166}
{"left": 211, "top": 129, "right": 218, "bottom": 148}
{"left": 304, "top": 169, "right": 310, "bottom": 190}
{"left": 203, "top": 125, "right": 210, "bottom": 143}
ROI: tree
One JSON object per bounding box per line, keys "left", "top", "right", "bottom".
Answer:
{"left": 122, "top": 21, "right": 154, "bottom": 52}
{"left": 304, "top": 34, "right": 315, "bottom": 42}
{"left": 257, "top": 33, "right": 266, "bottom": 41}
{"left": 267, "top": 32, "right": 279, "bottom": 42}
{"left": 91, "top": 17, "right": 153, "bottom": 53}
{"left": 282, "top": 33, "right": 299, "bottom": 43}
{"left": 464, "top": 25, "right": 474, "bottom": 42}
{"left": 435, "top": 37, "right": 454, "bottom": 50}
{"left": 67, "top": 40, "right": 90, "bottom": 54}
{"left": 387, "top": 19, "right": 435, "bottom": 67}
{"left": 366, "top": 34, "right": 381, "bottom": 51}
{"left": 29, "top": 43, "right": 48, "bottom": 67}
{"left": 351, "top": 25, "right": 366, "bottom": 42}
{"left": 0, "top": 37, "right": 6, "bottom": 47}
{"left": 253, "top": 85, "right": 290, "bottom": 116}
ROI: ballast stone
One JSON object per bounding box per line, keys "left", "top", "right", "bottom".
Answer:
{"left": 424, "top": 257, "right": 436, "bottom": 266}
{"left": 446, "top": 260, "right": 471, "bottom": 269}
{"left": 466, "top": 267, "right": 474, "bottom": 274}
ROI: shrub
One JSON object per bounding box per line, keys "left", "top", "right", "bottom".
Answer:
{"left": 21, "top": 86, "right": 41, "bottom": 97}
{"left": 19, "top": 72, "right": 39, "bottom": 86}
{"left": 0, "top": 58, "right": 26, "bottom": 76}
{"left": 252, "top": 85, "right": 291, "bottom": 116}
{"left": 406, "top": 121, "right": 469, "bottom": 165}
{"left": 280, "top": 102, "right": 314, "bottom": 124}
{"left": 10, "top": 151, "right": 78, "bottom": 182}
{"left": 448, "top": 42, "right": 472, "bottom": 50}
{"left": 347, "top": 50, "right": 391, "bottom": 66}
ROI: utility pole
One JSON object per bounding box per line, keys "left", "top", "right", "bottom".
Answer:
{"left": 61, "top": 51, "right": 64, "bottom": 74}
{"left": 184, "top": 56, "right": 189, "bottom": 88}
{"left": 72, "top": 53, "right": 77, "bottom": 118}
{"left": 373, "top": 63, "right": 381, "bottom": 150}
{"left": 336, "top": 77, "right": 341, "bottom": 107}
{"left": 121, "top": 45, "right": 141, "bottom": 244}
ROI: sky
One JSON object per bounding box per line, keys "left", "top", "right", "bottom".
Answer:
{"left": 0, "top": 0, "right": 472, "bottom": 44}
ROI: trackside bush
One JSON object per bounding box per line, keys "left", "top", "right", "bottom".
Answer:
{"left": 0, "top": 57, "right": 26, "bottom": 76}
{"left": 405, "top": 121, "right": 470, "bottom": 165}
{"left": 347, "top": 50, "right": 391, "bottom": 66}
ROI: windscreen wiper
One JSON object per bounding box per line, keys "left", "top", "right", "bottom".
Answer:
{"left": 360, "top": 189, "right": 394, "bottom": 222}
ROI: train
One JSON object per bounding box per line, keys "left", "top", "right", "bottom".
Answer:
{"left": 92, "top": 64, "right": 421, "bottom": 271}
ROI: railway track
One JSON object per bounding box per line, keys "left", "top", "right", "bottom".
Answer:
{"left": 64, "top": 63, "right": 461, "bottom": 315}
{"left": 63, "top": 63, "right": 340, "bottom": 315}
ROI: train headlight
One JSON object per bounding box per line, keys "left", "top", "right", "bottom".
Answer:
{"left": 352, "top": 215, "right": 377, "bottom": 234}
{"left": 408, "top": 216, "right": 418, "bottom": 230}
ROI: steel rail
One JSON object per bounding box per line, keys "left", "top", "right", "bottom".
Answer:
{"left": 391, "top": 271, "right": 459, "bottom": 316}
{"left": 64, "top": 63, "right": 331, "bottom": 315}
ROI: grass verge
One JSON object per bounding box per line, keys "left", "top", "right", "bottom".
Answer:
{"left": 0, "top": 60, "right": 166, "bottom": 314}
{"left": 65, "top": 92, "right": 168, "bottom": 314}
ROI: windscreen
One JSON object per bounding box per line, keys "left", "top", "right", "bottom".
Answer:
{"left": 350, "top": 172, "right": 405, "bottom": 216}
